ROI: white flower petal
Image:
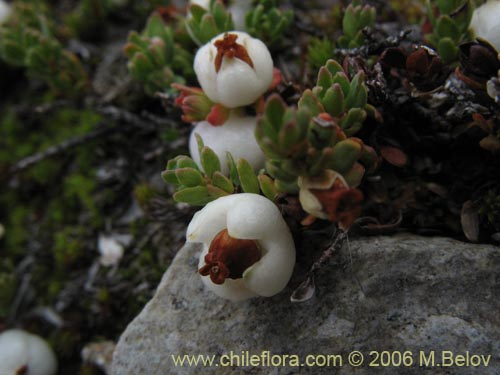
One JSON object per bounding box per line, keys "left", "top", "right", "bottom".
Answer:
{"left": 188, "top": 114, "right": 265, "bottom": 175}
{"left": 25, "top": 334, "right": 58, "bottom": 375}
{"left": 0, "top": 330, "right": 29, "bottom": 375}
{"left": 242, "top": 235, "right": 295, "bottom": 297}
{"left": 470, "top": 0, "right": 500, "bottom": 51}
{"left": 187, "top": 194, "right": 239, "bottom": 244}
{"left": 0, "top": 330, "right": 57, "bottom": 375}
{"left": 226, "top": 194, "right": 286, "bottom": 239}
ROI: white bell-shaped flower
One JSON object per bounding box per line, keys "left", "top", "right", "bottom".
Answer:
{"left": 470, "top": 0, "right": 500, "bottom": 51}
{"left": 194, "top": 31, "right": 273, "bottom": 108}
{"left": 187, "top": 193, "right": 296, "bottom": 301}
{"left": 189, "top": 113, "right": 265, "bottom": 175}
{"left": 0, "top": 329, "right": 58, "bottom": 375}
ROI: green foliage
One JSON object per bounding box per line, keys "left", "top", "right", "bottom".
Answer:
{"left": 66, "top": 0, "right": 111, "bottom": 41}
{"left": 245, "top": 0, "right": 293, "bottom": 48}
{"left": 298, "top": 59, "right": 376, "bottom": 137}
{"left": 185, "top": 0, "right": 234, "bottom": 46}
{"left": 0, "top": 2, "right": 88, "bottom": 96}
{"left": 424, "top": 0, "right": 474, "bottom": 64}
{"left": 162, "top": 135, "right": 276, "bottom": 204}
{"left": 308, "top": 38, "right": 334, "bottom": 71}
{"left": 255, "top": 93, "right": 378, "bottom": 194}
{"left": 53, "top": 226, "right": 87, "bottom": 269}
{"left": 124, "top": 12, "right": 194, "bottom": 95}
{"left": 338, "top": 1, "right": 376, "bottom": 49}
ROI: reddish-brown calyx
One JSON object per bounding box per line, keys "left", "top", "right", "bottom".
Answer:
{"left": 198, "top": 229, "right": 261, "bottom": 284}
{"left": 311, "top": 179, "right": 364, "bottom": 230}
{"left": 213, "top": 33, "right": 254, "bottom": 73}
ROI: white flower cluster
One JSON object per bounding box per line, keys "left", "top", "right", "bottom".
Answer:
{"left": 189, "top": 30, "right": 274, "bottom": 172}
{"left": 178, "top": 20, "right": 294, "bottom": 301}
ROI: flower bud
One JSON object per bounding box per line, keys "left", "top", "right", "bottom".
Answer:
{"left": 187, "top": 193, "right": 296, "bottom": 301}
{"left": 189, "top": 113, "right": 265, "bottom": 175}
{"left": 194, "top": 31, "right": 274, "bottom": 108}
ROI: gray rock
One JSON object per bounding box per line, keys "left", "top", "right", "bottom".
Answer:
{"left": 112, "top": 234, "right": 500, "bottom": 375}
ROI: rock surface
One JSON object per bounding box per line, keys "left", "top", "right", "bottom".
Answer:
{"left": 112, "top": 234, "right": 500, "bottom": 374}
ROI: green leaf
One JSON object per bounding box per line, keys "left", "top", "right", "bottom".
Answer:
{"left": 330, "top": 139, "right": 363, "bottom": 174}
{"left": 177, "top": 156, "right": 200, "bottom": 170}
{"left": 325, "top": 59, "right": 343, "bottom": 77}
{"left": 265, "top": 94, "right": 287, "bottom": 132}
{"left": 211, "top": 172, "right": 234, "bottom": 193}
{"left": 174, "top": 186, "right": 212, "bottom": 205}
{"left": 161, "top": 170, "right": 178, "bottom": 184}
{"left": 237, "top": 159, "right": 260, "bottom": 194}
{"left": 343, "top": 5, "right": 357, "bottom": 38}
{"left": 258, "top": 174, "right": 278, "bottom": 201}
{"left": 436, "top": 15, "right": 459, "bottom": 39}
{"left": 298, "top": 90, "right": 324, "bottom": 117}
{"left": 200, "top": 146, "right": 221, "bottom": 178}
{"left": 207, "top": 184, "right": 230, "bottom": 198}
{"left": 316, "top": 66, "right": 333, "bottom": 92}
{"left": 175, "top": 168, "right": 205, "bottom": 187}
{"left": 437, "top": 37, "right": 459, "bottom": 64}
{"left": 322, "top": 84, "right": 345, "bottom": 117}
{"left": 226, "top": 152, "right": 240, "bottom": 186}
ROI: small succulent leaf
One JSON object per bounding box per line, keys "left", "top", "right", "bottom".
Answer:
{"left": 325, "top": 59, "right": 344, "bottom": 76}
{"left": 323, "top": 84, "right": 345, "bottom": 117}
{"left": 343, "top": 162, "right": 365, "bottom": 188}
{"left": 161, "top": 170, "right": 179, "bottom": 184}
{"left": 226, "top": 152, "right": 240, "bottom": 186}
{"left": 195, "top": 132, "right": 205, "bottom": 156}
{"left": 437, "top": 37, "right": 458, "bottom": 64}
{"left": 177, "top": 156, "right": 200, "bottom": 170}
{"left": 175, "top": 168, "right": 205, "bottom": 187}
{"left": 332, "top": 72, "right": 351, "bottom": 97}
{"left": 344, "top": 71, "right": 365, "bottom": 109}
{"left": 173, "top": 186, "right": 212, "bottom": 205}
{"left": 237, "top": 159, "right": 260, "bottom": 194}
{"left": 329, "top": 139, "right": 363, "bottom": 174}
{"left": 200, "top": 146, "right": 221, "bottom": 178}
{"left": 343, "top": 5, "right": 357, "bottom": 38}
{"left": 298, "top": 90, "right": 324, "bottom": 117}
{"left": 211, "top": 172, "right": 234, "bottom": 193}
{"left": 316, "top": 66, "right": 333, "bottom": 92}
{"left": 206, "top": 184, "right": 231, "bottom": 198}
{"left": 265, "top": 94, "right": 287, "bottom": 132}
{"left": 258, "top": 174, "right": 278, "bottom": 201}
{"left": 436, "top": 15, "right": 459, "bottom": 39}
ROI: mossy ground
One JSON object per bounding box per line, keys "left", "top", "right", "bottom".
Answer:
{"left": 0, "top": 3, "right": 192, "bottom": 371}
